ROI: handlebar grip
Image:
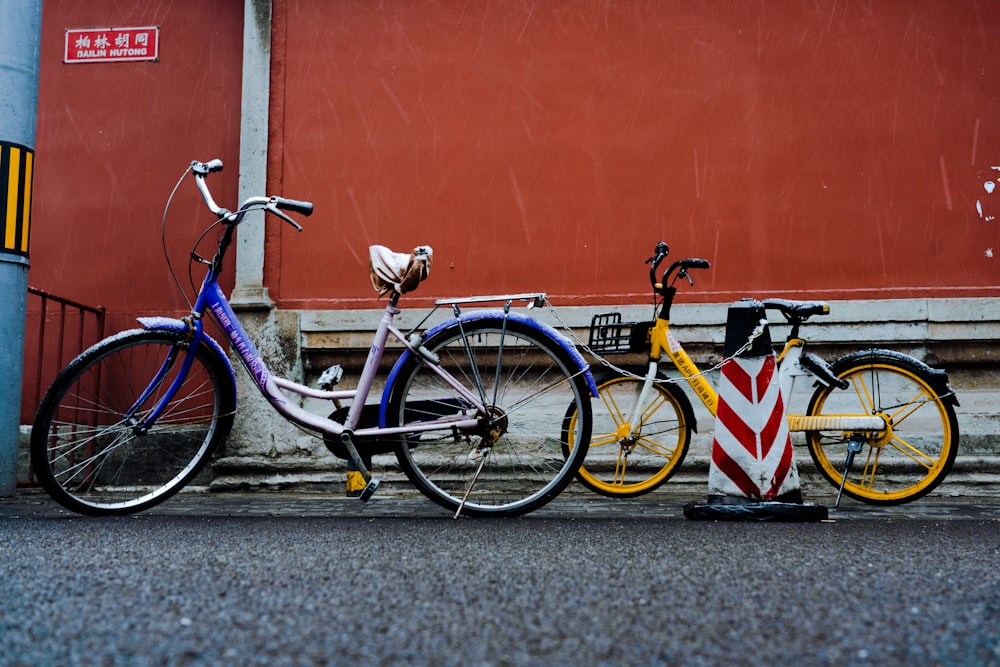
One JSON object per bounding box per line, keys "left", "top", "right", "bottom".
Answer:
{"left": 682, "top": 258, "right": 711, "bottom": 270}
{"left": 272, "top": 197, "right": 314, "bottom": 217}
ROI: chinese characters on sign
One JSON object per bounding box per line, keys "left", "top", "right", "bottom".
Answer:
{"left": 64, "top": 27, "right": 159, "bottom": 64}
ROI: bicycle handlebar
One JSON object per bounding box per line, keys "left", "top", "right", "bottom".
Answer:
{"left": 190, "top": 159, "right": 314, "bottom": 222}
{"left": 647, "top": 242, "right": 710, "bottom": 292}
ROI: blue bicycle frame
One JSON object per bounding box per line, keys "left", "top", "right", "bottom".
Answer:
{"left": 132, "top": 205, "right": 596, "bottom": 482}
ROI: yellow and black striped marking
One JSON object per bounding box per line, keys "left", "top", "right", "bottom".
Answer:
{"left": 1, "top": 141, "right": 34, "bottom": 257}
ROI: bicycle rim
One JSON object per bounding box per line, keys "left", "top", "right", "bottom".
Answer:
{"left": 806, "top": 356, "right": 958, "bottom": 504}
{"left": 31, "top": 330, "right": 234, "bottom": 515}
{"left": 390, "top": 319, "right": 592, "bottom": 517}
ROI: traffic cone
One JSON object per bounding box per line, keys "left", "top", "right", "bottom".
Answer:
{"left": 685, "top": 299, "right": 828, "bottom": 521}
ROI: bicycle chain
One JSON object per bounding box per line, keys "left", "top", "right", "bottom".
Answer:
{"left": 541, "top": 298, "right": 768, "bottom": 385}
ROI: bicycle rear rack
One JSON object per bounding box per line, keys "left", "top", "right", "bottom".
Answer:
{"left": 433, "top": 293, "right": 547, "bottom": 308}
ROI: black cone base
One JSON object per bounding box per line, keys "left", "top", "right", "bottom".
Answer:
{"left": 684, "top": 496, "right": 828, "bottom": 522}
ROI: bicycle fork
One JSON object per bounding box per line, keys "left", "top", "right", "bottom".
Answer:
{"left": 131, "top": 323, "right": 206, "bottom": 433}
{"left": 614, "top": 361, "right": 661, "bottom": 462}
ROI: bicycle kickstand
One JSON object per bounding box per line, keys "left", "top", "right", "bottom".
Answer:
{"left": 835, "top": 435, "right": 866, "bottom": 508}
{"left": 341, "top": 432, "right": 381, "bottom": 501}
{"left": 455, "top": 446, "right": 491, "bottom": 519}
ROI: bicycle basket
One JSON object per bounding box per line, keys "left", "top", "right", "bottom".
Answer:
{"left": 587, "top": 313, "right": 653, "bottom": 354}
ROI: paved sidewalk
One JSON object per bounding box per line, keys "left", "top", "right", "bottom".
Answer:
{"left": 4, "top": 486, "right": 1000, "bottom": 522}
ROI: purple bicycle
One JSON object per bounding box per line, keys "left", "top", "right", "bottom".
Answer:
{"left": 31, "top": 159, "right": 596, "bottom": 518}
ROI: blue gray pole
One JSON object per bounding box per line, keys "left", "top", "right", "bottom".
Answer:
{"left": 0, "top": 1, "right": 43, "bottom": 495}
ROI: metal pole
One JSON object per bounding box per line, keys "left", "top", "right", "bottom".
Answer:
{"left": 0, "top": 1, "right": 43, "bottom": 495}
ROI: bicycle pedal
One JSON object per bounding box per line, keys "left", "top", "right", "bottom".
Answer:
{"left": 358, "top": 478, "right": 381, "bottom": 502}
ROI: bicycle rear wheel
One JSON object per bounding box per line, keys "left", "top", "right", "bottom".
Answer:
{"left": 805, "top": 351, "right": 958, "bottom": 504}
{"left": 387, "top": 318, "right": 592, "bottom": 517}
{"left": 30, "top": 329, "right": 236, "bottom": 516}
{"left": 565, "top": 371, "right": 691, "bottom": 497}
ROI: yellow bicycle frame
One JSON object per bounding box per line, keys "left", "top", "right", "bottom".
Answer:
{"left": 647, "top": 316, "right": 887, "bottom": 433}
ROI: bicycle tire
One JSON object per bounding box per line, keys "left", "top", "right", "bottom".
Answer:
{"left": 387, "top": 318, "right": 592, "bottom": 517}
{"left": 30, "top": 329, "right": 236, "bottom": 516}
{"left": 565, "top": 371, "right": 692, "bottom": 498}
{"left": 805, "top": 350, "right": 959, "bottom": 505}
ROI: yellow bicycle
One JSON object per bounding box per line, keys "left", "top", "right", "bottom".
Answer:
{"left": 565, "top": 241, "right": 959, "bottom": 505}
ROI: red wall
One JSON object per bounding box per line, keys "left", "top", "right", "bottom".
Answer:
{"left": 22, "top": 1, "right": 244, "bottom": 420}
{"left": 31, "top": 0, "right": 244, "bottom": 332}
{"left": 31, "top": 1, "right": 1000, "bottom": 315}
{"left": 271, "top": 0, "right": 1000, "bottom": 308}
{"left": 23, "top": 1, "right": 1000, "bottom": 423}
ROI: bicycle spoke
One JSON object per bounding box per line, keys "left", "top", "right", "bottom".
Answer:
{"left": 600, "top": 390, "right": 628, "bottom": 428}
{"left": 589, "top": 433, "right": 622, "bottom": 448}
{"left": 613, "top": 451, "right": 628, "bottom": 485}
{"left": 634, "top": 436, "right": 678, "bottom": 460}
{"left": 884, "top": 433, "right": 938, "bottom": 469}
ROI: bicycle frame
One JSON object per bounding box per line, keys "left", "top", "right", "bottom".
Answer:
{"left": 138, "top": 279, "right": 493, "bottom": 441}
{"left": 640, "top": 298, "right": 887, "bottom": 435}
{"left": 135, "top": 229, "right": 598, "bottom": 488}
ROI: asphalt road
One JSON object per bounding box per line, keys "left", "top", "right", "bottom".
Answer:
{"left": 2, "top": 491, "right": 999, "bottom": 666}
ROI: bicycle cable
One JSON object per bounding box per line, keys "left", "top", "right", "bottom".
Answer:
{"left": 160, "top": 164, "right": 196, "bottom": 311}
{"left": 185, "top": 219, "right": 227, "bottom": 295}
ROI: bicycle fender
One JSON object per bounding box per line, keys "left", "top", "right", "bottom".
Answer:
{"left": 831, "top": 348, "right": 959, "bottom": 408}
{"left": 137, "top": 316, "right": 238, "bottom": 389}
{"left": 380, "top": 309, "right": 599, "bottom": 427}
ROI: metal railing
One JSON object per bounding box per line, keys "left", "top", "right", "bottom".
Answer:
{"left": 19, "top": 287, "right": 105, "bottom": 486}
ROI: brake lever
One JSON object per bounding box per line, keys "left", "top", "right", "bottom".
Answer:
{"left": 266, "top": 204, "right": 303, "bottom": 231}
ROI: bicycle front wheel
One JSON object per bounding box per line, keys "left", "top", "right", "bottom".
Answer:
{"left": 805, "top": 351, "right": 958, "bottom": 504}
{"left": 30, "top": 329, "right": 236, "bottom": 516}
{"left": 565, "top": 372, "right": 691, "bottom": 497}
{"left": 387, "top": 318, "right": 592, "bottom": 517}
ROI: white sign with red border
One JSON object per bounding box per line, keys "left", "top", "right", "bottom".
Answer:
{"left": 64, "top": 27, "right": 159, "bottom": 64}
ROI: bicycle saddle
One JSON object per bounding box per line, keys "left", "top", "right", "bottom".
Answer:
{"left": 369, "top": 245, "right": 433, "bottom": 295}
{"left": 762, "top": 298, "right": 830, "bottom": 321}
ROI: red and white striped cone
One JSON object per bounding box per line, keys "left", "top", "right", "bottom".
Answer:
{"left": 685, "top": 299, "right": 827, "bottom": 521}
{"left": 709, "top": 353, "right": 801, "bottom": 501}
